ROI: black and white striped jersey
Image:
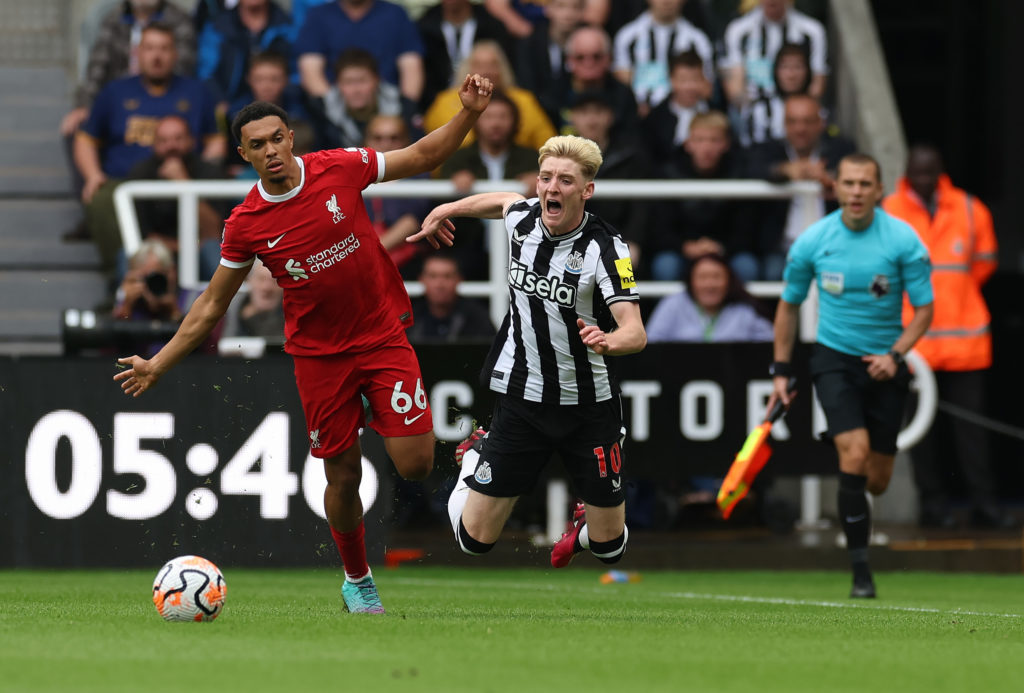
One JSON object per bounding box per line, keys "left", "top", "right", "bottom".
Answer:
{"left": 612, "top": 11, "right": 714, "bottom": 107}
{"left": 483, "top": 199, "right": 640, "bottom": 406}
{"left": 720, "top": 7, "right": 828, "bottom": 100}
{"left": 738, "top": 95, "right": 832, "bottom": 147}
{"left": 737, "top": 94, "right": 785, "bottom": 147}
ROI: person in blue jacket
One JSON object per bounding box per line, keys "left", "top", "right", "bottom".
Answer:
{"left": 768, "top": 153, "right": 934, "bottom": 599}
{"left": 197, "top": 0, "right": 294, "bottom": 105}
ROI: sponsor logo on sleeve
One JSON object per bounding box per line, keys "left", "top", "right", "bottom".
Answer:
{"left": 343, "top": 147, "right": 370, "bottom": 164}
{"left": 614, "top": 257, "right": 636, "bottom": 289}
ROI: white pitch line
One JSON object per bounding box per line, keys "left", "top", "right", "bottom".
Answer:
{"left": 387, "top": 577, "right": 1023, "bottom": 620}
{"left": 662, "top": 591, "right": 1022, "bottom": 619}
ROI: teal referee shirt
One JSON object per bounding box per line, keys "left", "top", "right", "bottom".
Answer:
{"left": 782, "top": 207, "right": 933, "bottom": 356}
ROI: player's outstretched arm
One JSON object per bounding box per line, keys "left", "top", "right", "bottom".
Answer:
{"left": 409, "top": 192, "right": 525, "bottom": 249}
{"left": 382, "top": 73, "right": 493, "bottom": 182}
{"left": 577, "top": 302, "right": 646, "bottom": 356}
{"left": 113, "top": 264, "right": 249, "bottom": 397}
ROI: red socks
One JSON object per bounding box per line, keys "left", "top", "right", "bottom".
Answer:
{"left": 330, "top": 521, "right": 369, "bottom": 581}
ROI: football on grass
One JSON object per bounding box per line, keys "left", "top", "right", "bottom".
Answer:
{"left": 152, "top": 555, "right": 227, "bottom": 622}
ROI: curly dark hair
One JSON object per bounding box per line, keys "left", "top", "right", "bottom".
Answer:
{"left": 230, "top": 101, "right": 290, "bottom": 145}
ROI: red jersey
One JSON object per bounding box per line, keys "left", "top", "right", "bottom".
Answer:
{"left": 221, "top": 148, "right": 413, "bottom": 356}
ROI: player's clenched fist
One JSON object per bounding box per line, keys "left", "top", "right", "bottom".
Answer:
{"left": 459, "top": 73, "right": 494, "bottom": 113}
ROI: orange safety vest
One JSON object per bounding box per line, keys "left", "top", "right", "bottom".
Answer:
{"left": 883, "top": 175, "right": 997, "bottom": 371}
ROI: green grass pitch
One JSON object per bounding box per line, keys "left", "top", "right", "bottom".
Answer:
{"left": 1, "top": 566, "right": 1021, "bottom": 692}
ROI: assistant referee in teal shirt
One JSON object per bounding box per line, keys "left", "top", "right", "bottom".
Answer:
{"left": 768, "top": 153, "right": 934, "bottom": 599}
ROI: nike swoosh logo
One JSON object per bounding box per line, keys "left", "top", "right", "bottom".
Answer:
{"left": 404, "top": 412, "right": 425, "bottom": 425}
{"left": 267, "top": 233, "right": 287, "bottom": 248}
{"left": 513, "top": 230, "right": 529, "bottom": 243}
{"left": 845, "top": 514, "right": 867, "bottom": 523}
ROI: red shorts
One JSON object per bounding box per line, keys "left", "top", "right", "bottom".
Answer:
{"left": 293, "top": 339, "right": 433, "bottom": 458}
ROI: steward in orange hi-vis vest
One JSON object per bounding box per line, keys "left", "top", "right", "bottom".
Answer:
{"left": 884, "top": 173, "right": 997, "bottom": 371}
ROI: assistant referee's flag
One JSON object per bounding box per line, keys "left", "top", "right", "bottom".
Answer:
{"left": 717, "top": 379, "right": 797, "bottom": 519}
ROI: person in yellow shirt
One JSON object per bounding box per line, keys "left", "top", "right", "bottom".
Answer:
{"left": 423, "top": 40, "right": 555, "bottom": 151}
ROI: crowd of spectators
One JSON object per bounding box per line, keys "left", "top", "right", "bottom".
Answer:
{"left": 63, "top": 0, "right": 839, "bottom": 292}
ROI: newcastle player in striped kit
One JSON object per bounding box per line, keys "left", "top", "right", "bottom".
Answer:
{"left": 409, "top": 135, "right": 647, "bottom": 568}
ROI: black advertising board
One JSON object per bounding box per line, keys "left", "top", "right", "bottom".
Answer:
{"left": 1, "top": 345, "right": 831, "bottom": 566}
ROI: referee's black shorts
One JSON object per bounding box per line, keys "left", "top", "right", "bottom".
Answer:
{"left": 810, "top": 343, "right": 911, "bottom": 455}
{"left": 465, "top": 394, "right": 627, "bottom": 507}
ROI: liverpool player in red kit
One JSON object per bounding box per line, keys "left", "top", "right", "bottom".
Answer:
{"left": 114, "top": 73, "right": 494, "bottom": 614}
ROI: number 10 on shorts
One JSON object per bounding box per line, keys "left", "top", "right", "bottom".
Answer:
{"left": 593, "top": 442, "right": 622, "bottom": 478}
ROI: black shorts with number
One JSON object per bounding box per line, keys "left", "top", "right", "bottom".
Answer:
{"left": 465, "top": 394, "right": 626, "bottom": 507}
{"left": 810, "top": 343, "right": 911, "bottom": 455}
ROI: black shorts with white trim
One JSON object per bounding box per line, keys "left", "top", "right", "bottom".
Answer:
{"left": 464, "top": 394, "right": 627, "bottom": 507}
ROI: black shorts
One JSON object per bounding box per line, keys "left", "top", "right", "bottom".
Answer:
{"left": 465, "top": 394, "right": 626, "bottom": 507}
{"left": 810, "top": 344, "right": 911, "bottom": 455}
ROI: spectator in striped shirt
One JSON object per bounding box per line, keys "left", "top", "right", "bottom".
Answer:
{"left": 720, "top": 0, "right": 828, "bottom": 108}
{"left": 612, "top": 0, "right": 714, "bottom": 116}
{"left": 736, "top": 41, "right": 814, "bottom": 147}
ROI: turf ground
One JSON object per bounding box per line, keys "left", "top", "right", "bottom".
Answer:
{"left": 1, "top": 566, "right": 1021, "bottom": 693}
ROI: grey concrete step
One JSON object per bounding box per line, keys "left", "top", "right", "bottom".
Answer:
{"left": 0, "top": 197, "right": 96, "bottom": 269}
{"left": 0, "top": 66, "right": 72, "bottom": 195}
{"left": 0, "top": 237, "right": 100, "bottom": 270}
{"left": 0, "top": 309, "right": 64, "bottom": 340}
{"left": 0, "top": 67, "right": 68, "bottom": 93}
{"left": 0, "top": 196, "right": 99, "bottom": 269}
{"left": 0, "top": 198, "right": 81, "bottom": 240}
{"left": 0, "top": 168, "right": 71, "bottom": 197}
{"left": 0, "top": 270, "right": 108, "bottom": 314}
{"left": 3, "top": 133, "right": 67, "bottom": 169}
{"left": 0, "top": 98, "right": 68, "bottom": 131}
{"left": 0, "top": 341, "right": 62, "bottom": 356}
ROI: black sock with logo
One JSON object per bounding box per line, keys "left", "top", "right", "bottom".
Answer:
{"left": 838, "top": 472, "right": 871, "bottom": 572}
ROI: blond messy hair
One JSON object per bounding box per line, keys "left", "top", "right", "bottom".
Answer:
{"left": 538, "top": 135, "right": 603, "bottom": 181}
{"left": 688, "top": 110, "right": 731, "bottom": 136}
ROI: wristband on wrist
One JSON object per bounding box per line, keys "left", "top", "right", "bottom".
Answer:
{"left": 888, "top": 350, "right": 904, "bottom": 366}
{"left": 769, "top": 361, "right": 792, "bottom": 378}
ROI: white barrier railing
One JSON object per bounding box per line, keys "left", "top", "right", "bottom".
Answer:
{"left": 112, "top": 178, "right": 822, "bottom": 328}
